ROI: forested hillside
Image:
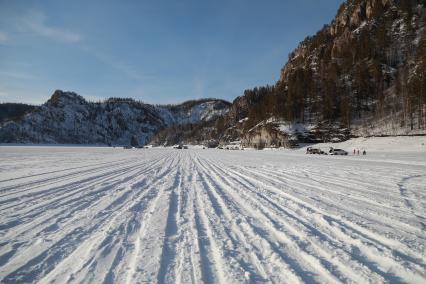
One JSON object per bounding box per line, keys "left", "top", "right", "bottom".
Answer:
{"left": 0, "top": 90, "right": 230, "bottom": 145}
{"left": 0, "top": 103, "right": 36, "bottom": 123}
{"left": 218, "top": 0, "right": 425, "bottom": 139}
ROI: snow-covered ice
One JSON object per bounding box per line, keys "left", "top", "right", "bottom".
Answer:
{"left": 0, "top": 138, "right": 425, "bottom": 283}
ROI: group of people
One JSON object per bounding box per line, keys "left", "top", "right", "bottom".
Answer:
{"left": 353, "top": 149, "right": 367, "bottom": 155}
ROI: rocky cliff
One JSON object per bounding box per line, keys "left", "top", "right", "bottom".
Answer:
{"left": 280, "top": 0, "right": 425, "bottom": 133}
{"left": 217, "top": 0, "right": 425, "bottom": 145}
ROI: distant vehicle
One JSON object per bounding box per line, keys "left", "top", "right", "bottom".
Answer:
{"left": 224, "top": 145, "right": 241, "bottom": 150}
{"left": 306, "top": 147, "right": 326, "bottom": 155}
{"left": 329, "top": 148, "right": 348, "bottom": 155}
{"left": 205, "top": 140, "right": 219, "bottom": 148}
{"left": 173, "top": 144, "right": 188, "bottom": 149}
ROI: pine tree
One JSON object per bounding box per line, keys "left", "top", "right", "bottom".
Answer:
{"left": 130, "top": 135, "right": 139, "bottom": 147}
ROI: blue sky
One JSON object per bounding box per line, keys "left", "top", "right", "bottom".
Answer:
{"left": 0, "top": 0, "right": 344, "bottom": 105}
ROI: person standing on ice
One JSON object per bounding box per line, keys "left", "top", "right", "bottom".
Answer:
{"left": 363, "top": 150, "right": 366, "bottom": 155}
{"left": 357, "top": 149, "right": 360, "bottom": 155}
{"left": 353, "top": 149, "right": 356, "bottom": 155}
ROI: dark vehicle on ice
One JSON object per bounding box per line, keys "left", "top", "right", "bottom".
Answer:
{"left": 306, "top": 147, "right": 327, "bottom": 155}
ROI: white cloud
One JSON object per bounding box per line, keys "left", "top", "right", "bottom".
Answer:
{"left": 20, "top": 10, "right": 81, "bottom": 43}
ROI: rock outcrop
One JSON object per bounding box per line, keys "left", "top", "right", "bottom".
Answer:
{"left": 218, "top": 0, "right": 425, "bottom": 147}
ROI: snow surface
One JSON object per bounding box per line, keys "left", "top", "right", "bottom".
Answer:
{"left": 301, "top": 136, "right": 426, "bottom": 153}
{"left": 0, "top": 138, "right": 425, "bottom": 283}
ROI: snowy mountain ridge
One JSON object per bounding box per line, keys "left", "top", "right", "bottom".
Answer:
{"left": 0, "top": 90, "right": 230, "bottom": 145}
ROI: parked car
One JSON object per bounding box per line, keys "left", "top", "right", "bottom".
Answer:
{"left": 329, "top": 148, "right": 348, "bottom": 155}
{"left": 306, "top": 147, "right": 327, "bottom": 155}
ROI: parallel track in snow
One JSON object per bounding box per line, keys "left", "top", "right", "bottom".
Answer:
{"left": 0, "top": 147, "right": 425, "bottom": 283}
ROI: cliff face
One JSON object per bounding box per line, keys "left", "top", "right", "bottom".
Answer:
{"left": 0, "top": 90, "right": 230, "bottom": 145}
{"left": 281, "top": 0, "right": 420, "bottom": 83}
{"left": 220, "top": 0, "right": 425, "bottom": 145}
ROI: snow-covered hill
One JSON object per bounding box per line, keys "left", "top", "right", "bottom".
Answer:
{"left": 158, "top": 99, "right": 230, "bottom": 126}
{"left": 0, "top": 90, "right": 230, "bottom": 145}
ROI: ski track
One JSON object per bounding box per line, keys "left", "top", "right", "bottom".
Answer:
{"left": 0, "top": 147, "right": 425, "bottom": 283}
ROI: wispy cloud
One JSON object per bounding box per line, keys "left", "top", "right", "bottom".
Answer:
{"left": 193, "top": 76, "right": 205, "bottom": 98}
{"left": 80, "top": 45, "right": 155, "bottom": 82}
{"left": 0, "top": 69, "right": 35, "bottom": 80}
{"left": 0, "top": 31, "right": 8, "bottom": 44}
{"left": 19, "top": 10, "right": 81, "bottom": 43}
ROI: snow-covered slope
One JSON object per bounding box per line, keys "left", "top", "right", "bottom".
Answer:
{"left": 0, "top": 91, "right": 230, "bottom": 145}
{"left": 0, "top": 140, "right": 425, "bottom": 283}
{"left": 158, "top": 99, "right": 230, "bottom": 125}
{"left": 298, "top": 135, "right": 426, "bottom": 153}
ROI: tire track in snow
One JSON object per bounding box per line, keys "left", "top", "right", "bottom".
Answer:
{"left": 198, "top": 151, "right": 426, "bottom": 283}
{"left": 1, "top": 147, "right": 425, "bottom": 283}
{"left": 1, "top": 151, "right": 175, "bottom": 283}
{"left": 193, "top": 158, "right": 266, "bottom": 283}
{"left": 0, "top": 157, "right": 145, "bottom": 210}
{"left": 202, "top": 158, "right": 384, "bottom": 283}
{"left": 194, "top": 154, "right": 341, "bottom": 283}
{"left": 228, "top": 163, "right": 426, "bottom": 269}
{"left": 0, "top": 157, "right": 133, "bottom": 184}
{"left": 256, "top": 166, "right": 423, "bottom": 233}
{"left": 0, "top": 152, "right": 171, "bottom": 241}
{"left": 397, "top": 175, "right": 426, "bottom": 227}
{"left": 0, "top": 157, "right": 138, "bottom": 195}
{"left": 54, "top": 152, "right": 180, "bottom": 284}
{"left": 121, "top": 152, "right": 185, "bottom": 283}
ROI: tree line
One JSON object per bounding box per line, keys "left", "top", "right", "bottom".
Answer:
{"left": 234, "top": 0, "right": 425, "bottom": 132}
